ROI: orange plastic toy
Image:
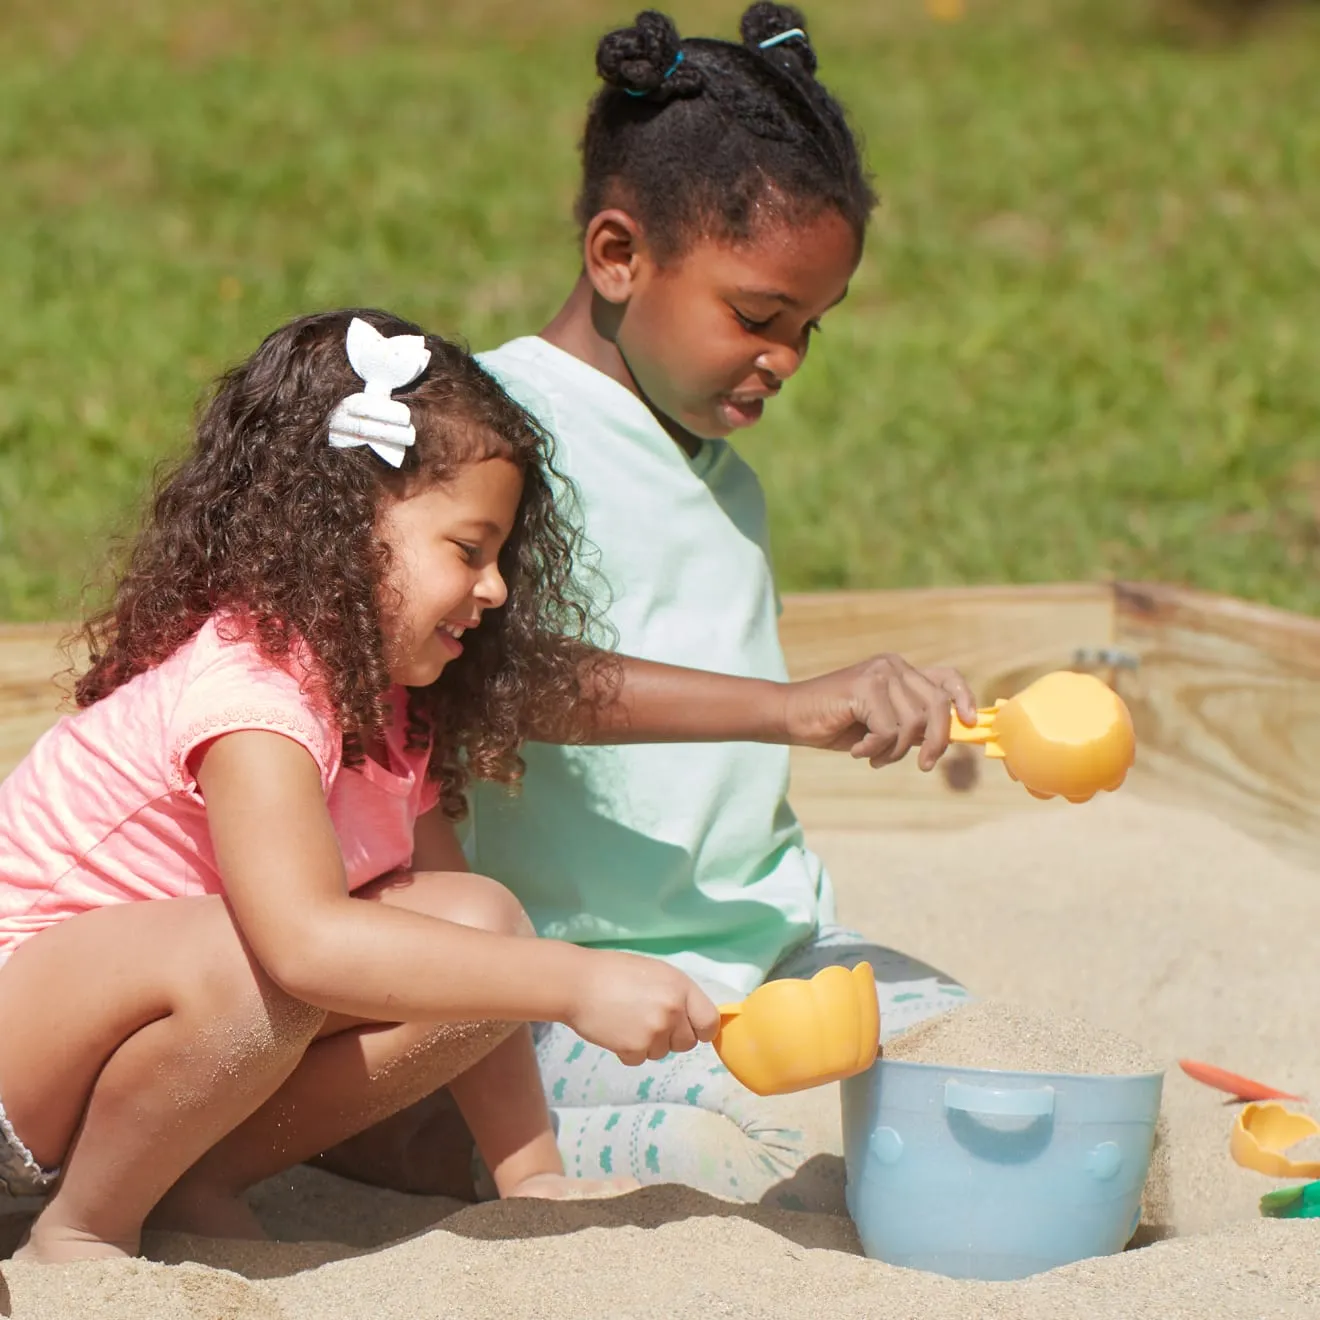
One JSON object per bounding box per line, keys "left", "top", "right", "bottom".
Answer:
{"left": 713, "top": 962, "right": 880, "bottom": 1097}
{"left": 948, "top": 670, "right": 1136, "bottom": 803}
{"left": 1178, "top": 1059, "right": 1302, "bottom": 1104}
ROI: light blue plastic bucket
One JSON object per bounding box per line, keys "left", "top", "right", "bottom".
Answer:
{"left": 841, "top": 1058, "right": 1164, "bottom": 1280}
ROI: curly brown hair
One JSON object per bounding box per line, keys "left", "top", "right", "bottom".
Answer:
{"left": 76, "top": 308, "right": 602, "bottom": 818}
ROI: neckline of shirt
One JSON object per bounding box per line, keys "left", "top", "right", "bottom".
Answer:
{"left": 511, "top": 336, "right": 726, "bottom": 478}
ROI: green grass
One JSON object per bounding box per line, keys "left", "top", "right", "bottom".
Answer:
{"left": 2, "top": 0, "right": 1317, "bottom": 620}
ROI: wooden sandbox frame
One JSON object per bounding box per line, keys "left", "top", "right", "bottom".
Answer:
{"left": 778, "top": 581, "right": 1320, "bottom": 866}
{"left": 2, "top": 581, "right": 1317, "bottom": 863}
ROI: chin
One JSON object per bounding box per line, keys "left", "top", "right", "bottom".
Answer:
{"left": 684, "top": 411, "right": 732, "bottom": 442}
{"left": 393, "top": 659, "right": 449, "bottom": 688}
{"left": 653, "top": 393, "right": 726, "bottom": 442}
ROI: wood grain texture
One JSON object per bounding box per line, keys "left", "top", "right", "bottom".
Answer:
{"left": 778, "top": 585, "right": 1118, "bottom": 832}
{"left": 1114, "top": 582, "right": 1320, "bottom": 864}
{"left": 0, "top": 624, "right": 78, "bottom": 780}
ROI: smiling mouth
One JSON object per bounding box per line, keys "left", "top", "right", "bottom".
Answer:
{"left": 725, "top": 388, "right": 779, "bottom": 406}
{"left": 719, "top": 392, "right": 774, "bottom": 425}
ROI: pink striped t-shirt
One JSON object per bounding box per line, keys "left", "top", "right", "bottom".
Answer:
{"left": 0, "top": 615, "right": 439, "bottom": 958}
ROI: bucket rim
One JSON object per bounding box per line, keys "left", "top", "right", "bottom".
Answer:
{"left": 860, "top": 1057, "right": 1166, "bottom": 1086}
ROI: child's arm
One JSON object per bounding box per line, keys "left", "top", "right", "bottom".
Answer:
{"left": 195, "top": 729, "right": 718, "bottom": 1058}
{"left": 543, "top": 651, "right": 978, "bottom": 774}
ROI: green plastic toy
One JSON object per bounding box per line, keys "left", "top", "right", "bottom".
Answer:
{"left": 1260, "top": 1181, "right": 1320, "bottom": 1220}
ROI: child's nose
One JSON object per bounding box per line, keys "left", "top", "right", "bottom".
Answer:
{"left": 756, "top": 341, "right": 805, "bottom": 382}
{"left": 475, "top": 562, "right": 508, "bottom": 609}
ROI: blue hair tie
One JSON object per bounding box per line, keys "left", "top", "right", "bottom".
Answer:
{"left": 758, "top": 28, "right": 805, "bottom": 49}
{"left": 625, "top": 48, "right": 684, "bottom": 97}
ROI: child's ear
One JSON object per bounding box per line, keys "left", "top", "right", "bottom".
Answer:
{"left": 583, "top": 209, "right": 647, "bottom": 304}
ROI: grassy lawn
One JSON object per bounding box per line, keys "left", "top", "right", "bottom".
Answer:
{"left": 1, "top": 0, "right": 1317, "bottom": 620}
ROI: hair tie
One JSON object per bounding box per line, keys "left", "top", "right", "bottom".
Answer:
{"left": 758, "top": 28, "right": 806, "bottom": 50}
{"left": 626, "top": 48, "right": 685, "bottom": 98}
{"left": 327, "top": 318, "right": 431, "bottom": 468}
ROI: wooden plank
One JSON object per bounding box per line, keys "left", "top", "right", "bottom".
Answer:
{"left": 0, "top": 626, "right": 77, "bottom": 771}
{"left": 1114, "top": 582, "right": 1320, "bottom": 863}
{"left": 0, "top": 624, "right": 76, "bottom": 779}
{"left": 778, "top": 584, "right": 1117, "bottom": 832}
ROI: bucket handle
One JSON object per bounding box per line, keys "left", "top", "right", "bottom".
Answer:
{"left": 944, "top": 1079, "right": 1056, "bottom": 1119}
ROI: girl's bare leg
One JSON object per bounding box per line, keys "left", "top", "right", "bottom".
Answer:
{"left": 150, "top": 870, "right": 635, "bottom": 1237}
{"left": 447, "top": 1021, "right": 639, "bottom": 1201}
{"left": 0, "top": 896, "right": 325, "bottom": 1264}
{"left": 310, "top": 1088, "right": 475, "bottom": 1197}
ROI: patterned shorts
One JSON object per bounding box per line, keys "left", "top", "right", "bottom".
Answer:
{"left": 0, "top": 1097, "right": 58, "bottom": 1198}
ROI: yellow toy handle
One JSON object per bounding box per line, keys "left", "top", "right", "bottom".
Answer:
{"left": 947, "top": 703, "right": 1007, "bottom": 757}
{"left": 937, "top": 672, "right": 1135, "bottom": 802}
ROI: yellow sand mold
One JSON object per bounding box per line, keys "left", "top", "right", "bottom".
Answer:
{"left": 1230, "top": 1102, "right": 1320, "bottom": 1179}
{"left": 714, "top": 962, "right": 880, "bottom": 1097}
{"left": 949, "top": 670, "right": 1136, "bottom": 803}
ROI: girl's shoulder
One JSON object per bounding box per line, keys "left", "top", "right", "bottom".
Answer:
{"left": 479, "top": 337, "right": 668, "bottom": 469}
{"left": 184, "top": 612, "right": 326, "bottom": 692}
{"left": 476, "top": 337, "right": 562, "bottom": 428}
{"left": 478, "top": 336, "right": 634, "bottom": 430}
{"left": 0, "top": 614, "right": 343, "bottom": 843}
{"left": 164, "top": 612, "right": 343, "bottom": 800}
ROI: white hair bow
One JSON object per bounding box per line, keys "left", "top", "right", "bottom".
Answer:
{"left": 327, "top": 317, "right": 432, "bottom": 468}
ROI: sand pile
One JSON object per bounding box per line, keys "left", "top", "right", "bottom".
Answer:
{"left": 2, "top": 793, "right": 1318, "bottom": 1318}
{"left": 884, "top": 999, "right": 1161, "bottom": 1076}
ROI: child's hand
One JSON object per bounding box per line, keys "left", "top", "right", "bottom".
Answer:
{"left": 565, "top": 952, "right": 721, "bottom": 1066}
{"left": 783, "top": 654, "right": 978, "bottom": 772}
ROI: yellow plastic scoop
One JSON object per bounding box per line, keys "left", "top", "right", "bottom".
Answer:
{"left": 948, "top": 670, "right": 1136, "bottom": 803}
{"left": 1231, "top": 1103, "right": 1320, "bottom": 1179}
{"left": 713, "top": 962, "right": 880, "bottom": 1097}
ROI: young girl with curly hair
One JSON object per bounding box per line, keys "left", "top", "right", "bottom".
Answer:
{"left": 0, "top": 300, "right": 970, "bottom": 1261}
{"left": 0, "top": 308, "right": 736, "bottom": 1263}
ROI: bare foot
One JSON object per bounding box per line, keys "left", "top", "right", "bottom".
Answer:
{"left": 147, "top": 1183, "right": 268, "bottom": 1240}
{"left": 14, "top": 1219, "right": 138, "bottom": 1264}
{"left": 503, "top": 1171, "right": 641, "bottom": 1201}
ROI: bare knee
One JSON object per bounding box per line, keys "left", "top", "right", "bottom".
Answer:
{"left": 365, "top": 870, "right": 533, "bottom": 939}
{"left": 0, "top": 900, "right": 326, "bottom": 1168}
{"left": 184, "top": 907, "right": 327, "bottom": 1050}
{"left": 422, "top": 871, "right": 533, "bottom": 938}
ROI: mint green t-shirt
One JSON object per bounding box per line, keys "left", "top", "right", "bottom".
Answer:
{"left": 468, "top": 336, "right": 835, "bottom": 996}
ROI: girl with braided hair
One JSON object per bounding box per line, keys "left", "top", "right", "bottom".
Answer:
{"left": 327, "top": 5, "right": 974, "bottom": 1211}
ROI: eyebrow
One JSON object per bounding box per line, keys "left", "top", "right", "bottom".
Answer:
{"left": 456, "top": 519, "right": 507, "bottom": 538}
{"left": 733, "top": 286, "right": 850, "bottom": 312}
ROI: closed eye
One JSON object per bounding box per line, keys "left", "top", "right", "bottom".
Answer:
{"left": 733, "top": 308, "right": 773, "bottom": 333}
{"left": 454, "top": 541, "right": 481, "bottom": 564}
{"left": 734, "top": 309, "right": 824, "bottom": 340}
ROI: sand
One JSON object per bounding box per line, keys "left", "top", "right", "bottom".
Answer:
{"left": 3, "top": 792, "right": 1320, "bottom": 1318}
{"left": 884, "top": 999, "right": 1162, "bottom": 1075}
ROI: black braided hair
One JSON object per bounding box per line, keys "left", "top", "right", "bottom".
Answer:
{"left": 577, "top": 4, "right": 876, "bottom": 261}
